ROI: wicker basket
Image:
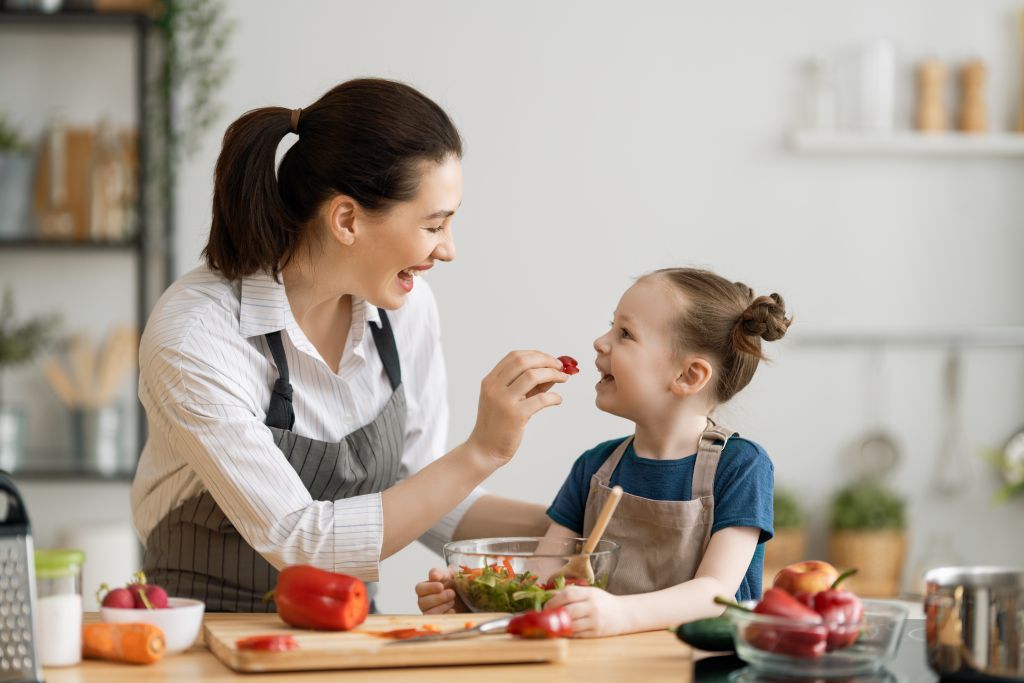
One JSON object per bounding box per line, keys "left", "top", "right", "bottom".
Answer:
{"left": 828, "top": 530, "right": 906, "bottom": 597}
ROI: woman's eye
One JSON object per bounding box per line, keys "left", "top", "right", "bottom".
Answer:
{"left": 424, "top": 225, "right": 444, "bottom": 234}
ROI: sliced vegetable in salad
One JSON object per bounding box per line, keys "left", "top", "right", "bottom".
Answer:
{"left": 453, "top": 559, "right": 603, "bottom": 612}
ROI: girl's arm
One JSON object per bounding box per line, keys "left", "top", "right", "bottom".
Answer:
{"left": 546, "top": 526, "right": 761, "bottom": 637}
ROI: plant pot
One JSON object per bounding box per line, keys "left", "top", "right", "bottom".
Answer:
{"left": 763, "top": 527, "right": 808, "bottom": 585}
{"left": 828, "top": 530, "right": 906, "bottom": 597}
{"left": 0, "top": 151, "right": 35, "bottom": 238}
{"left": 0, "top": 406, "right": 27, "bottom": 472}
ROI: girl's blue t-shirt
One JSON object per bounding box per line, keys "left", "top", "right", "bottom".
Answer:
{"left": 546, "top": 435, "right": 775, "bottom": 601}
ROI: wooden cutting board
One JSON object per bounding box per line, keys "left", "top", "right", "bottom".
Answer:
{"left": 205, "top": 613, "right": 569, "bottom": 673}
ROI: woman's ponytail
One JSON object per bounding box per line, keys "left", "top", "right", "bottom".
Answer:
{"left": 204, "top": 107, "right": 299, "bottom": 281}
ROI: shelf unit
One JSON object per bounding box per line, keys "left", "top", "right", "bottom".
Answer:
{"left": 789, "top": 130, "right": 1024, "bottom": 157}
{"left": 789, "top": 326, "right": 1024, "bottom": 349}
{"left": 0, "top": 8, "right": 172, "bottom": 482}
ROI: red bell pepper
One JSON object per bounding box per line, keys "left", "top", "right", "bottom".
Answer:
{"left": 236, "top": 634, "right": 300, "bottom": 652}
{"left": 738, "top": 588, "right": 828, "bottom": 658}
{"left": 268, "top": 565, "right": 369, "bottom": 631}
{"left": 506, "top": 606, "right": 573, "bottom": 638}
{"left": 810, "top": 569, "right": 864, "bottom": 651}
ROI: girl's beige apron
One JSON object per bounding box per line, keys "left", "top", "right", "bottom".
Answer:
{"left": 582, "top": 420, "right": 737, "bottom": 595}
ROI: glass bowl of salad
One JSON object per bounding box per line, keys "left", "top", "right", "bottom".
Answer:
{"left": 443, "top": 537, "right": 620, "bottom": 613}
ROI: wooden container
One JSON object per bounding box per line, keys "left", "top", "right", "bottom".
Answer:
{"left": 828, "top": 530, "right": 906, "bottom": 597}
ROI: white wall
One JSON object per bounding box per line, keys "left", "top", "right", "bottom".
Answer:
{"left": 6, "top": 1, "right": 1024, "bottom": 614}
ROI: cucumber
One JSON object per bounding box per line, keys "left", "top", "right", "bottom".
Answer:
{"left": 674, "top": 616, "right": 735, "bottom": 652}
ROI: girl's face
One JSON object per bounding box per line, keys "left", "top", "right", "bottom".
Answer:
{"left": 593, "top": 277, "right": 687, "bottom": 422}
{"left": 349, "top": 156, "right": 462, "bottom": 310}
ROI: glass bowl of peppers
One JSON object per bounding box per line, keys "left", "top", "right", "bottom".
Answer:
{"left": 443, "top": 537, "right": 620, "bottom": 613}
{"left": 721, "top": 588, "right": 908, "bottom": 678}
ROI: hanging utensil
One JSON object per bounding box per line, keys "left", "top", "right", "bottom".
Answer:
{"left": 850, "top": 347, "right": 901, "bottom": 480}
{"left": 931, "top": 348, "right": 970, "bottom": 496}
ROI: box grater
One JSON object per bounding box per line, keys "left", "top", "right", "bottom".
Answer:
{"left": 0, "top": 471, "right": 42, "bottom": 683}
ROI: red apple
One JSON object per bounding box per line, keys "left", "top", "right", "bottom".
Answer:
{"left": 772, "top": 561, "right": 840, "bottom": 596}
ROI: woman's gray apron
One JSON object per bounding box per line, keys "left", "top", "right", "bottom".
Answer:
{"left": 142, "top": 311, "right": 406, "bottom": 612}
{"left": 582, "top": 419, "right": 736, "bottom": 595}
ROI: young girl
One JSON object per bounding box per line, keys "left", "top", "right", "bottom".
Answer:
{"left": 415, "top": 268, "right": 791, "bottom": 637}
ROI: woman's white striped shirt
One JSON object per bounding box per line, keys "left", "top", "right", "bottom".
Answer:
{"left": 130, "top": 265, "right": 483, "bottom": 582}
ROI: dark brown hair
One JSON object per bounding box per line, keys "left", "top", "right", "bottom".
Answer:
{"left": 203, "top": 78, "right": 463, "bottom": 281}
{"left": 649, "top": 268, "right": 792, "bottom": 403}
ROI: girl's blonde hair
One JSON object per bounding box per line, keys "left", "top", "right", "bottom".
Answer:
{"left": 647, "top": 268, "right": 792, "bottom": 403}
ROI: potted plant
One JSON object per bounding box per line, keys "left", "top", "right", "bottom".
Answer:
{"left": 763, "top": 487, "right": 808, "bottom": 585}
{"left": 827, "top": 480, "right": 907, "bottom": 597}
{"left": 0, "top": 112, "right": 34, "bottom": 239}
{"left": 0, "top": 288, "right": 59, "bottom": 471}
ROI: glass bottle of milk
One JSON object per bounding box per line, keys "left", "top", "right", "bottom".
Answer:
{"left": 33, "top": 549, "right": 85, "bottom": 667}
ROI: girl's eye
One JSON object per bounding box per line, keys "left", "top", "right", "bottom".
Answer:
{"left": 619, "top": 327, "right": 632, "bottom": 340}
{"left": 424, "top": 225, "right": 444, "bottom": 234}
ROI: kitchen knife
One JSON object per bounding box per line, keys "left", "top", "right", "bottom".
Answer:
{"left": 386, "top": 615, "right": 512, "bottom": 645}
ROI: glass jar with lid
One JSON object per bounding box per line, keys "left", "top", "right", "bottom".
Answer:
{"left": 33, "top": 549, "right": 85, "bottom": 667}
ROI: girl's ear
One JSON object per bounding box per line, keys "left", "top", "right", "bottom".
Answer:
{"left": 671, "top": 356, "right": 714, "bottom": 398}
{"left": 326, "top": 195, "right": 358, "bottom": 246}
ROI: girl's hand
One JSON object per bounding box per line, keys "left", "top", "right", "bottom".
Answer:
{"left": 467, "top": 351, "right": 567, "bottom": 465}
{"left": 415, "top": 568, "right": 466, "bottom": 614}
{"left": 544, "top": 585, "right": 632, "bottom": 638}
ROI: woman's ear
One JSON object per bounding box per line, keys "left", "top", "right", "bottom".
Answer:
{"left": 671, "top": 356, "right": 714, "bottom": 398}
{"left": 326, "top": 195, "right": 358, "bottom": 246}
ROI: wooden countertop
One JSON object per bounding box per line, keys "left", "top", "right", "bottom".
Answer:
{"left": 44, "top": 613, "right": 696, "bottom": 682}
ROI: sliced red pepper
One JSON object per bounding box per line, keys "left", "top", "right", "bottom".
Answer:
{"left": 557, "top": 355, "right": 580, "bottom": 375}
{"left": 502, "top": 558, "right": 516, "bottom": 577}
{"left": 374, "top": 625, "right": 442, "bottom": 640}
{"left": 269, "top": 565, "right": 369, "bottom": 631}
{"left": 236, "top": 635, "right": 300, "bottom": 652}
{"left": 506, "top": 606, "right": 573, "bottom": 639}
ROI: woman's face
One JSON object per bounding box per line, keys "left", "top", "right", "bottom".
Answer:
{"left": 349, "top": 156, "right": 462, "bottom": 309}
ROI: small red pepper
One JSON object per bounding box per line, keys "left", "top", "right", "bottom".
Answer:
{"left": 236, "top": 634, "right": 299, "bottom": 652}
{"left": 506, "top": 606, "right": 573, "bottom": 638}
{"left": 810, "top": 569, "right": 864, "bottom": 651}
{"left": 557, "top": 356, "right": 580, "bottom": 375}
{"left": 747, "top": 588, "right": 829, "bottom": 658}
{"left": 268, "top": 565, "right": 369, "bottom": 631}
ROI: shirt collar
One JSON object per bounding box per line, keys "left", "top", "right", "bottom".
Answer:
{"left": 238, "top": 270, "right": 382, "bottom": 338}
{"left": 238, "top": 270, "right": 290, "bottom": 338}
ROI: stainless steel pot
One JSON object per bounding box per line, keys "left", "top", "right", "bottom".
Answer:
{"left": 924, "top": 566, "right": 1024, "bottom": 680}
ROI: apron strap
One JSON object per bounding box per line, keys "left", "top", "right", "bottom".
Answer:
{"left": 264, "top": 331, "right": 295, "bottom": 430}
{"left": 593, "top": 436, "right": 633, "bottom": 485}
{"left": 264, "top": 309, "right": 401, "bottom": 430}
{"left": 369, "top": 309, "right": 402, "bottom": 391}
{"left": 691, "top": 418, "right": 738, "bottom": 500}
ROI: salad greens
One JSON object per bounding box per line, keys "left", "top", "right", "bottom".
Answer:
{"left": 453, "top": 559, "right": 603, "bottom": 612}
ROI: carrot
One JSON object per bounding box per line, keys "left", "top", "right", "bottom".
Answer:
{"left": 82, "top": 623, "right": 166, "bottom": 665}
{"left": 502, "top": 558, "right": 515, "bottom": 576}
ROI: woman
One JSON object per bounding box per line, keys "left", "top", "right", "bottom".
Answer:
{"left": 130, "top": 78, "right": 566, "bottom": 611}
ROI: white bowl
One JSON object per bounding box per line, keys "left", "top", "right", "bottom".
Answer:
{"left": 100, "top": 597, "right": 205, "bottom": 654}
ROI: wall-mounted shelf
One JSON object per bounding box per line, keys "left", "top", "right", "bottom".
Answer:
{"left": 0, "top": 237, "right": 139, "bottom": 252}
{"left": 790, "top": 326, "right": 1024, "bottom": 348}
{"left": 789, "top": 131, "right": 1024, "bottom": 157}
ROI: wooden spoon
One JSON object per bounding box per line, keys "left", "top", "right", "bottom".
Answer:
{"left": 549, "top": 485, "right": 623, "bottom": 584}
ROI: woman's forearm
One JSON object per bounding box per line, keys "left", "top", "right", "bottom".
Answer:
{"left": 451, "top": 495, "right": 550, "bottom": 540}
{"left": 380, "top": 441, "right": 498, "bottom": 558}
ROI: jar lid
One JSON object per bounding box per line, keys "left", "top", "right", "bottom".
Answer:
{"left": 34, "top": 549, "right": 85, "bottom": 578}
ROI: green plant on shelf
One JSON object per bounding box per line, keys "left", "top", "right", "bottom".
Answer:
{"left": 829, "top": 480, "right": 906, "bottom": 531}
{"left": 0, "top": 113, "right": 30, "bottom": 153}
{"left": 0, "top": 288, "right": 60, "bottom": 409}
{"left": 149, "top": 0, "right": 234, "bottom": 214}
{"left": 982, "top": 441, "right": 1024, "bottom": 503}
